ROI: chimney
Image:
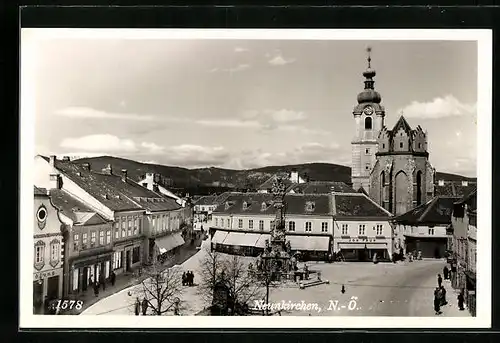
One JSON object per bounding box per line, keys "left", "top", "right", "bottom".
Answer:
{"left": 438, "top": 180, "right": 445, "bottom": 186}
{"left": 102, "top": 164, "right": 113, "bottom": 175}
{"left": 290, "top": 171, "right": 299, "bottom": 183}
{"left": 81, "top": 163, "right": 91, "bottom": 171}
{"left": 121, "top": 169, "right": 127, "bottom": 182}
{"left": 62, "top": 156, "right": 70, "bottom": 162}
{"left": 154, "top": 173, "right": 161, "bottom": 183}
{"left": 49, "top": 155, "right": 56, "bottom": 166}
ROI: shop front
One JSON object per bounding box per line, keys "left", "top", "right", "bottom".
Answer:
{"left": 68, "top": 252, "right": 113, "bottom": 295}
{"left": 286, "top": 235, "right": 331, "bottom": 261}
{"left": 113, "top": 239, "right": 143, "bottom": 276}
{"left": 153, "top": 232, "right": 186, "bottom": 262}
{"left": 405, "top": 236, "right": 447, "bottom": 258}
{"left": 337, "top": 242, "right": 391, "bottom": 262}
{"left": 33, "top": 267, "right": 63, "bottom": 314}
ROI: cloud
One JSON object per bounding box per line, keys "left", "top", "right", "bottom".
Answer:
{"left": 55, "top": 107, "right": 155, "bottom": 121}
{"left": 195, "top": 119, "right": 261, "bottom": 128}
{"left": 234, "top": 47, "right": 248, "bottom": 53}
{"left": 162, "top": 145, "right": 231, "bottom": 168}
{"left": 269, "top": 109, "right": 306, "bottom": 123}
{"left": 208, "top": 64, "right": 250, "bottom": 73}
{"left": 398, "top": 95, "right": 477, "bottom": 119}
{"left": 60, "top": 134, "right": 166, "bottom": 155}
{"left": 267, "top": 51, "right": 296, "bottom": 66}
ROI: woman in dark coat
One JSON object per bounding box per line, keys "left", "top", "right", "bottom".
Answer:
{"left": 443, "top": 266, "right": 449, "bottom": 280}
{"left": 458, "top": 289, "right": 465, "bottom": 310}
{"left": 142, "top": 298, "right": 149, "bottom": 315}
{"left": 110, "top": 271, "right": 116, "bottom": 287}
{"left": 434, "top": 288, "right": 441, "bottom": 315}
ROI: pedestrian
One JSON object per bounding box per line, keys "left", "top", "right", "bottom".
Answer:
{"left": 440, "top": 285, "right": 447, "bottom": 306}
{"left": 182, "top": 272, "right": 186, "bottom": 286}
{"left": 458, "top": 289, "right": 465, "bottom": 310}
{"left": 191, "top": 271, "right": 195, "bottom": 285}
{"left": 443, "top": 266, "right": 449, "bottom": 280}
{"left": 135, "top": 298, "right": 140, "bottom": 316}
{"left": 142, "top": 298, "right": 148, "bottom": 315}
{"left": 437, "top": 274, "right": 443, "bottom": 288}
{"left": 93, "top": 282, "right": 99, "bottom": 297}
{"left": 110, "top": 271, "right": 116, "bottom": 287}
{"left": 188, "top": 271, "right": 193, "bottom": 286}
{"left": 341, "top": 284, "right": 346, "bottom": 294}
{"left": 434, "top": 287, "right": 441, "bottom": 315}
{"left": 88, "top": 276, "right": 93, "bottom": 288}
{"left": 100, "top": 274, "right": 106, "bottom": 291}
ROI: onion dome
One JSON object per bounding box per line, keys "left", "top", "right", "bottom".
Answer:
{"left": 356, "top": 47, "right": 382, "bottom": 104}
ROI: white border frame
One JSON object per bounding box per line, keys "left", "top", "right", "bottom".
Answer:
{"left": 20, "top": 29, "right": 492, "bottom": 329}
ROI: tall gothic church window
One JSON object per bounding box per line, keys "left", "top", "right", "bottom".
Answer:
{"left": 380, "top": 171, "right": 385, "bottom": 206}
{"left": 416, "top": 171, "right": 422, "bottom": 205}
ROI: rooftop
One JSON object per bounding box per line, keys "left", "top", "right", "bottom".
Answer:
{"left": 392, "top": 196, "right": 462, "bottom": 225}
{"left": 53, "top": 159, "right": 181, "bottom": 212}
{"left": 34, "top": 186, "right": 48, "bottom": 196}
{"left": 287, "top": 181, "right": 355, "bottom": 194}
{"left": 333, "top": 193, "right": 390, "bottom": 218}
{"left": 435, "top": 181, "right": 477, "bottom": 198}
{"left": 49, "top": 188, "right": 109, "bottom": 225}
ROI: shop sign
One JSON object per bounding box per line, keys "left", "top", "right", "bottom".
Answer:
{"left": 34, "top": 269, "right": 60, "bottom": 280}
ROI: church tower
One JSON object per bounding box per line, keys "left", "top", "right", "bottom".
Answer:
{"left": 351, "top": 47, "right": 386, "bottom": 193}
{"left": 369, "top": 116, "right": 436, "bottom": 215}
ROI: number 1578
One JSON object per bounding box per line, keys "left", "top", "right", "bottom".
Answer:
{"left": 55, "top": 300, "right": 83, "bottom": 311}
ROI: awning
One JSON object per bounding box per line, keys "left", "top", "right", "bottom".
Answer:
{"left": 211, "top": 230, "right": 229, "bottom": 244}
{"left": 155, "top": 234, "right": 178, "bottom": 254}
{"left": 173, "top": 232, "right": 185, "bottom": 247}
{"left": 255, "top": 234, "right": 271, "bottom": 248}
{"left": 222, "top": 232, "right": 261, "bottom": 247}
{"left": 338, "top": 243, "right": 388, "bottom": 250}
{"left": 287, "top": 235, "right": 330, "bottom": 252}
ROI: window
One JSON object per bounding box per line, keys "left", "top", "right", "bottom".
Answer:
{"left": 215, "top": 218, "right": 219, "bottom": 226}
{"left": 106, "top": 230, "right": 111, "bottom": 244}
{"left": 73, "top": 233, "right": 79, "bottom": 251}
{"left": 121, "top": 220, "right": 126, "bottom": 238}
{"left": 113, "top": 251, "right": 122, "bottom": 270}
{"left": 400, "top": 142, "right": 403, "bottom": 148}
{"left": 91, "top": 231, "right": 96, "bottom": 246}
{"left": 115, "top": 228, "right": 119, "bottom": 239}
{"left": 321, "top": 222, "right": 328, "bottom": 232}
{"left": 243, "top": 201, "right": 248, "bottom": 210}
{"left": 365, "top": 164, "right": 370, "bottom": 170}
{"left": 221, "top": 218, "right": 224, "bottom": 227}
{"left": 238, "top": 219, "right": 243, "bottom": 229}
{"left": 418, "top": 143, "right": 421, "bottom": 149}
{"left": 259, "top": 220, "right": 264, "bottom": 231}
{"left": 249, "top": 220, "right": 253, "bottom": 229}
{"left": 305, "top": 202, "right": 315, "bottom": 212}
{"left": 82, "top": 233, "right": 88, "bottom": 246}
{"left": 358, "top": 224, "right": 366, "bottom": 235}
{"left": 50, "top": 240, "right": 60, "bottom": 267}
{"left": 261, "top": 202, "right": 267, "bottom": 211}
{"left": 270, "top": 220, "right": 276, "bottom": 230}
{"left": 305, "top": 222, "right": 312, "bottom": 232}
{"left": 34, "top": 241, "right": 45, "bottom": 269}
{"left": 128, "top": 217, "right": 133, "bottom": 236}
{"left": 227, "top": 219, "right": 230, "bottom": 228}
{"left": 382, "top": 143, "right": 385, "bottom": 149}
{"left": 376, "top": 224, "right": 383, "bottom": 236}
{"left": 365, "top": 148, "right": 370, "bottom": 155}
{"left": 137, "top": 217, "right": 142, "bottom": 234}
{"left": 341, "top": 224, "right": 349, "bottom": 235}
{"left": 289, "top": 221, "right": 296, "bottom": 232}
{"left": 134, "top": 217, "right": 139, "bottom": 235}
{"left": 365, "top": 117, "right": 372, "bottom": 130}
{"left": 428, "top": 228, "right": 435, "bottom": 235}
{"left": 132, "top": 246, "right": 140, "bottom": 264}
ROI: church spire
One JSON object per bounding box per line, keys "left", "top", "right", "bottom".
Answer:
{"left": 363, "top": 46, "right": 376, "bottom": 90}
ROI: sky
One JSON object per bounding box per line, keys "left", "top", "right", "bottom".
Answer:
{"left": 31, "top": 36, "right": 478, "bottom": 177}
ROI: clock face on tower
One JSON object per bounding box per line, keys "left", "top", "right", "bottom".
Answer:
{"left": 363, "top": 106, "right": 374, "bottom": 115}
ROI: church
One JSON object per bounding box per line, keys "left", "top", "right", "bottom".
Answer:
{"left": 350, "top": 48, "right": 435, "bottom": 216}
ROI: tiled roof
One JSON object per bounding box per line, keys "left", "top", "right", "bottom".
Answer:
{"left": 193, "top": 195, "right": 218, "bottom": 206}
{"left": 287, "top": 181, "right": 355, "bottom": 194}
{"left": 258, "top": 175, "right": 294, "bottom": 190}
{"left": 34, "top": 186, "right": 48, "bottom": 196}
{"left": 333, "top": 193, "right": 390, "bottom": 218}
{"left": 49, "top": 188, "right": 108, "bottom": 224}
{"left": 434, "top": 181, "right": 477, "bottom": 197}
{"left": 454, "top": 188, "right": 477, "bottom": 212}
{"left": 54, "top": 160, "right": 180, "bottom": 212}
{"left": 212, "top": 192, "right": 332, "bottom": 216}
{"left": 391, "top": 115, "right": 413, "bottom": 134}
{"left": 392, "top": 196, "right": 461, "bottom": 225}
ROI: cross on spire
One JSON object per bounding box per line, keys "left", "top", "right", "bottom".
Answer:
{"left": 366, "top": 46, "right": 372, "bottom": 69}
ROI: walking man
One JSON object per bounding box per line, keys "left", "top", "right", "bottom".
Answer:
{"left": 110, "top": 271, "right": 116, "bottom": 287}
{"left": 434, "top": 287, "right": 441, "bottom": 315}
{"left": 443, "top": 266, "right": 449, "bottom": 280}
{"left": 437, "top": 274, "right": 443, "bottom": 288}
{"left": 458, "top": 289, "right": 465, "bottom": 311}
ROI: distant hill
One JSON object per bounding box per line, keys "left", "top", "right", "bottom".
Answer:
{"left": 73, "top": 156, "right": 476, "bottom": 195}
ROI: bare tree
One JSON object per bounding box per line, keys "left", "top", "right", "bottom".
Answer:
{"left": 133, "top": 263, "right": 184, "bottom": 316}
{"left": 223, "top": 255, "right": 263, "bottom": 314}
{"left": 197, "top": 244, "right": 226, "bottom": 305}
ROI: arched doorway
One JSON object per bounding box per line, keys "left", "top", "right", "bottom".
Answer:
{"left": 394, "top": 171, "right": 410, "bottom": 215}
{"left": 365, "top": 117, "right": 372, "bottom": 130}
{"left": 416, "top": 171, "right": 422, "bottom": 205}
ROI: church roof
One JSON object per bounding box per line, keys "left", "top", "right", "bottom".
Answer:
{"left": 391, "top": 115, "right": 413, "bottom": 134}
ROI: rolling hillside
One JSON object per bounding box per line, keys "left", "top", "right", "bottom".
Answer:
{"left": 73, "top": 156, "right": 476, "bottom": 195}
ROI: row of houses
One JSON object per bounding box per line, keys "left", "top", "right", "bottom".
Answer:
{"left": 208, "top": 190, "right": 394, "bottom": 261}
{"left": 33, "top": 156, "right": 192, "bottom": 314}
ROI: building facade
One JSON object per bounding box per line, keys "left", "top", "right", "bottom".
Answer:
{"left": 451, "top": 189, "right": 477, "bottom": 316}
{"left": 210, "top": 193, "right": 334, "bottom": 260}
{"left": 33, "top": 186, "right": 65, "bottom": 314}
{"left": 392, "top": 196, "right": 459, "bottom": 258}
{"left": 332, "top": 192, "right": 393, "bottom": 261}
{"left": 138, "top": 172, "right": 187, "bottom": 207}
